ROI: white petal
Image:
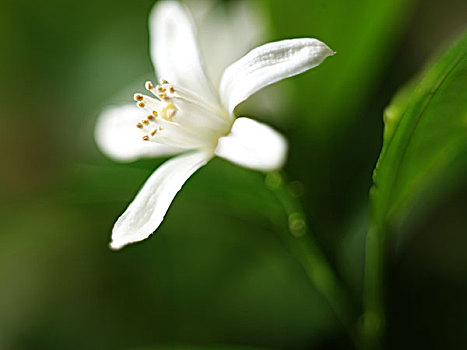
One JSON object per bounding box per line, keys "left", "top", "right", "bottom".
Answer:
{"left": 95, "top": 104, "right": 183, "bottom": 162}
{"left": 149, "top": 1, "right": 218, "bottom": 106}
{"left": 214, "top": 117, "right": 287, "bottom": 171}
{"left": 110, "top": 151, "right": 212, "bottom": 250}
{"left": 220, "top": 38, "right": 335, "bottom": 114}
{"left": 183, "top": 0, "right": 216, "bottom": 21}
{"left": 193, "top": 0, "right": 267, "bottom": 88}
{"left": 189, "top": 0, "right": 289, "bottom": 121}
{"left": 171, "top": 97, "right": 231, "bottom": 135}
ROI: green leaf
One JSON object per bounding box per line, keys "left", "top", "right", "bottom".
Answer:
{"left": 370, "top": 33, "right": 467, "bottom": 228}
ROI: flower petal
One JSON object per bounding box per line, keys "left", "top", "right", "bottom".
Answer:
{"left": 214, "top": 117, "right": 287, "bottom": 171}
{"left": 110, "top": 151, "right": 212, "bottom": 250}
{"left": 193, "top": 0, "right": 267, "bottom": 88}
{"left": 220, "top": 38, "right": 335, "bottom": 114}
{"left": 95, "top": 104, "right": 183, "bottom": 162}
{"left": 149, "top": 1, "right": 218, "bottom": 106}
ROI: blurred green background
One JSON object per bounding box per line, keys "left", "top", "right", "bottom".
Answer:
{"left": 0, "top": 0, "right": 466, "bottom": 349}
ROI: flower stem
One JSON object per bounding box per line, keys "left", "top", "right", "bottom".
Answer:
{"left": 361, "top": 224, "right": 386, "bottom": 349}
{"left": 265, "top": 171, "right": 359, "bottom": 347}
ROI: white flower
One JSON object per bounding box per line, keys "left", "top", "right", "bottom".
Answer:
{"left": 95, "top": 1, "right": 334, "bottom": 250}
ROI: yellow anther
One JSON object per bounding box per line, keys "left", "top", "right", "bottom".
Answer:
{"left": 142, "top": 136, "right": 150, "bottom": 141}
{"left": 138, "top": 102, "right": 145, "bottom": 108}
{"left": 142, "top": 120, "right": 149, "bottom": 126}
{"left": 147, "top": 115, "right": 155, "bottom": 121}
{"left": 134, "top": 94, "right": 144, "bottom": 102}
{"left": 159, "top": 79, "right": 168, "bottom": 85}
{"left": 150, "top": 129, "right": 158, "bottom": 136}
{"left": 136, "top": 123, "right": 143, "bottom": 129}
{"left": 145, "top": 81, "right": 154, "bottom": 90}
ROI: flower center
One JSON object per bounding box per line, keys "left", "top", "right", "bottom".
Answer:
{"left": 133, "top": 79, "right": 232, "bottom": 150}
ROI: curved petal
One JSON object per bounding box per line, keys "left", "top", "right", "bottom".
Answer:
{"left": 95, "top": 104, "right": 183, "bottom": 162}
{"left": 214, "top": 117, "right": 287, "bottom": 171}
{"left": 110, "top": 151, "right": 212, "bottom": 250}
{"left": 220, "top": 38, "right": 335, "bottom": 114}
{"left": 149, "top": 1, "right": 218, "bottom": 106}
{"left": 193, "top": 0, "right": 267, "bottom": 88}
{"left": 188, "top": 1, "right": 290, "bottom": 120}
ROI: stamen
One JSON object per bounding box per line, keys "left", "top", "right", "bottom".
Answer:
{"left": 145, "top": 81, "right": 155, "bottom": 90}
{"left": 134, "top": 94, "right": 162, "bottom": 112}
{"left": 134, "top": 94, "right": 144, "bottom": 102}
{"left": 132, "top": 77, "right": 229, "bottom": 149}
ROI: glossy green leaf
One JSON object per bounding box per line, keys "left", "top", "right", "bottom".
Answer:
{"left": 370, "top": 33, "right": 467, "bottom": 228}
